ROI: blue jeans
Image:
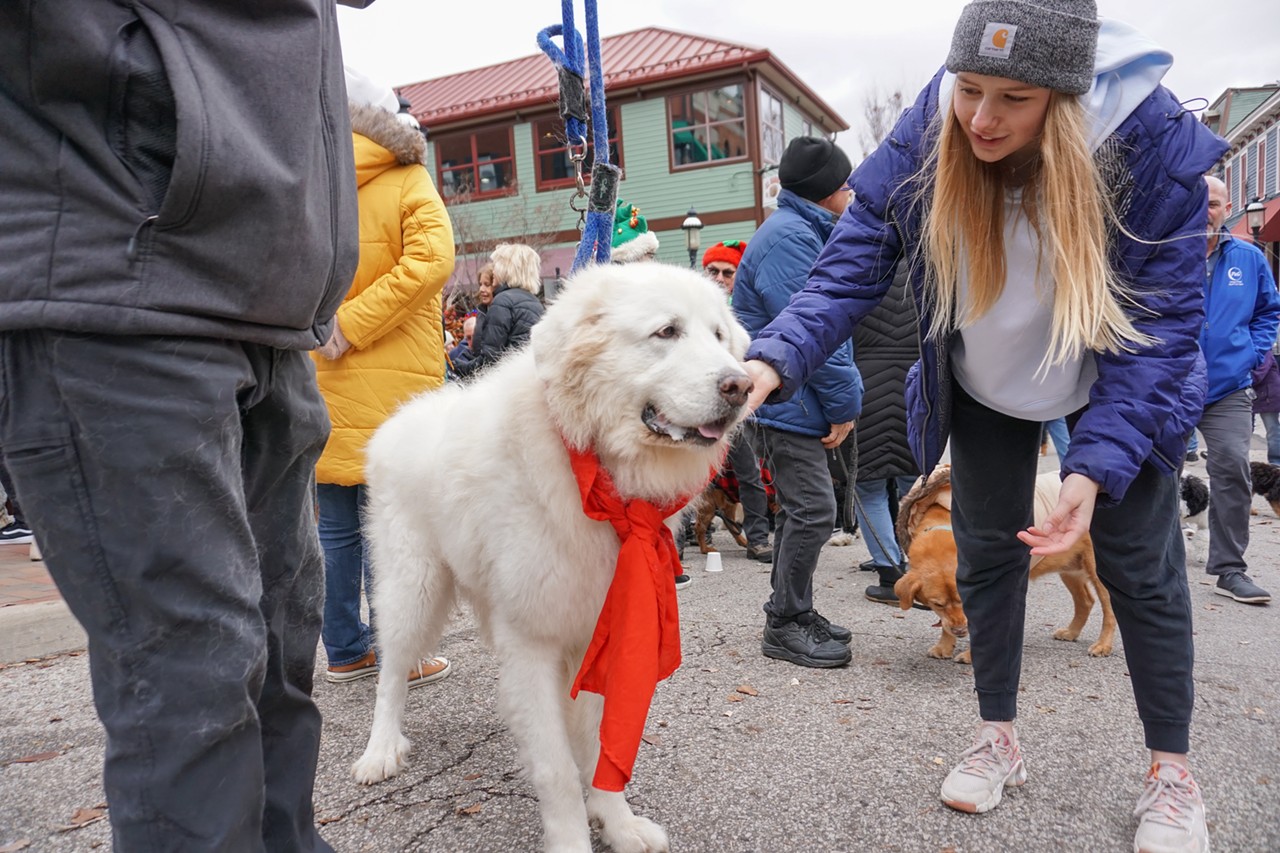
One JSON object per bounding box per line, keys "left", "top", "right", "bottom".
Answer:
{"left": 1043, "top": 417, "right": 1070, "bottom": 458}
{"left": 318, "top": 483, "right": 374, "bottom": 666}
{"left": 854, "top": 476, "right": 918, "bottom": 566}
{"left": 1261, "top": 411, "right": 1280, "bottom": 465}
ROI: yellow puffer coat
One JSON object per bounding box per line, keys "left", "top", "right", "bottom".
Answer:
{"left": 314, "top": 105, "right": 455, "bottom": 485}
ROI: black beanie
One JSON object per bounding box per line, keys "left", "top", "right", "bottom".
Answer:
{"left": 778, "top": 137, "right": 853, "bottom": 203}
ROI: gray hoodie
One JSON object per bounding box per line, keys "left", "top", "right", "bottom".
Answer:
{"left": 0, "top": 0, "right": 360, "bottom": 350}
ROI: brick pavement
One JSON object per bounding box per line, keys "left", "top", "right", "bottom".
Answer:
{"left": 0, "top": 542, "right": 58, "bottom": 608}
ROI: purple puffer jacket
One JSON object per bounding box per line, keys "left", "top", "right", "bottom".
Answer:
{"left": 746, "top": 69, "right": 1228, "bottom": 505}
{"left": 1254, "top": 349, "right": 1280, "bottom": 415}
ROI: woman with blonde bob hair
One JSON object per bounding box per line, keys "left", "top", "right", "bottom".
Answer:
{"left": 742, "top": 1, "right": 1225, "bottom": 849}
{"left": 457, "top": 242, "right": 545, "bottom": 375}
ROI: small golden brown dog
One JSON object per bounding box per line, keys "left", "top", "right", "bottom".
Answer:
{"left": 893, "top": 465, "right": 1116, "bottom": 663}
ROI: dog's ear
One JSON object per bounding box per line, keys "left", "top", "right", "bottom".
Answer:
{"left": 894, "top": 574, "right": 920, "bottom": 611}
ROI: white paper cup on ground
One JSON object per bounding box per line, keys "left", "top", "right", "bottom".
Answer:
{"left": 705, "top": 552, "right": 723, "bottom": 572}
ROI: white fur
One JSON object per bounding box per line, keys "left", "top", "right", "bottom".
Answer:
{"left": 351, "top": 263, "right": 750, "bottom": 852}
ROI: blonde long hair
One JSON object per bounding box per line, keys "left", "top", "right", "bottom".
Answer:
{"left": 921, "top": 91, "right": 1154, "bottom": 367}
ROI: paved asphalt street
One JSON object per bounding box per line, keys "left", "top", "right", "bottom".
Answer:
{"left": 1, "top": 442, "right": 1278, "bottom": 852}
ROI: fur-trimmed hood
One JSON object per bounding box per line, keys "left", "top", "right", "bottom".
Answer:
{"left": 350, "top": 103, "right": 426, "bottom": 185}
{"left": 895, "top": 465, "right": 949, "bottom": 554}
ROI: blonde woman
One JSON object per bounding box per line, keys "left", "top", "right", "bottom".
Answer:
{"left": 743, "top": 2, "right": 1225, "bottom": 850}
{"left": 458, "top": 243, "right": 545, "bottom": 375}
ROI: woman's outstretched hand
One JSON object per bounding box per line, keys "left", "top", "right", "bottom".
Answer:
{"left": 744, "top": 359, "right": 781, "bottom": 412}
{"left": 1016, "top": 473, "right": 1100, "bottom": 556}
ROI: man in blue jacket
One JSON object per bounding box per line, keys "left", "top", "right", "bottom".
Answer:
{"left": 1198, "top": 176, "right": 1280, "bottom": 604}
{"left": 734, "top": 137, "right": 863, "bottom": 667}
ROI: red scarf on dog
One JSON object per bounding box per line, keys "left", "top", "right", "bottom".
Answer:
{"left": 565, "top": 442, "right": 694, "bottom": 792}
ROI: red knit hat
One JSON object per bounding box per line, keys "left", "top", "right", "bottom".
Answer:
{"left": 701, "top": 240, "right": 747, "bottom": 270}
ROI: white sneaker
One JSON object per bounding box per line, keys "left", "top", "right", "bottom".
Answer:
{"left": 940, "top": 722, "right": 1026, "bottom": 813}
{"left": 1133, "top": 762, "right": 1209, "bottom": 852}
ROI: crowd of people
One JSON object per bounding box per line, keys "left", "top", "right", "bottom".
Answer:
{"left": 2, "top": 1, "right": 1278, "bottom": 851}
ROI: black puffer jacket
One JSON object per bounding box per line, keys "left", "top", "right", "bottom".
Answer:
{"left": 852, "top": 264, "right": 919, "bottom": 482}
{"left": 460, "top": 284, "right": 544, "bottom": 375}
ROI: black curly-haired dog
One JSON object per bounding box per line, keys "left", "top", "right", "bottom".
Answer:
{"left": 1180, "top": 474, "right": 1210, "bottom": 563}
{"left": 1251, "top": 461, "right": 1280, "bottom": 518}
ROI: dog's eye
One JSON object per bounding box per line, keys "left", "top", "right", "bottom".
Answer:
{"left": 714, "top": 327, "right": 725, "bottom": 342}
{"left": 653, "top": 324, "right": 679, "bottom": 340}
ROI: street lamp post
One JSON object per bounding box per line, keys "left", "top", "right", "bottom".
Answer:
{"left": 681, "top": 208, "right": 704, "bottom": 270}
{"left": 1245, "top": 196, "right": 1266, "bottom": 243}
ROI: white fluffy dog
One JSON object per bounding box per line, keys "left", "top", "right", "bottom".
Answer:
{"left": 351, "top": 262, "right": 751, "bottom": 852}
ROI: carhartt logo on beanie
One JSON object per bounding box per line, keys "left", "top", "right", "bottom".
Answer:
{"left": 946, "top": 0, "right": 1099, "bottom": 95}
{"left": 778, "top": 137, "right": 853, "bottom": 204}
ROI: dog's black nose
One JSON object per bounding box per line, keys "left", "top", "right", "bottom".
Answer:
{"left": 719, "top": 372, "right": 753, "bottom": 407}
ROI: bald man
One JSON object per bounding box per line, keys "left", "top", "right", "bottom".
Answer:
{"left": 1194, "top": 175, "right": 1280, "bottom": 605}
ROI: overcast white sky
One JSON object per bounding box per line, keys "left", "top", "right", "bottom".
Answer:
{"left": 338, "top": 0, "right": 1277, "bottom": 151}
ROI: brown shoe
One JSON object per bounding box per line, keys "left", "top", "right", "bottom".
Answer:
{"left": 326, "top": 650, "right": 378, "bottom": 683}
{"left": 407, "top": 656, "right": 452, "bottom": 689}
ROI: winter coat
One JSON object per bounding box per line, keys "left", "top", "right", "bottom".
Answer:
{"left": 314, "top": 105, "right": 455, "bottom": 485}
{"left": 1254, "top": 350, "right": 1280, "bottom": 415}
{"left": 0, "top": 1, "right": 357, "bottom": 349}
{"left": 746, "top": 69, "right": 1227, "bottom": 505}
{"left": 734, "top": 189, "right": 863, "bottom": 437}
{"left": 852, "top": 263, "right": 919, "bottom": 482}
{"left": 459, "top": 285, "right": 545, "bottom": 375}
{"left": 1201, "top": 231, "right": 1280, "bottom": 405}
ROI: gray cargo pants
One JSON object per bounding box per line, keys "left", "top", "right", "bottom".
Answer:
{"left": 0, "top": 330, "right": 333, "bottom": 853}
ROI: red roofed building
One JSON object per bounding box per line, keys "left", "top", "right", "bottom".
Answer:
{"left": 396, "top": 27, "right": 848, "bottom": 293}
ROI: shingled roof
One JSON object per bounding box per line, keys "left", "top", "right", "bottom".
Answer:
{"left": 397, "top": 26, "right": 846, "bottom": 131}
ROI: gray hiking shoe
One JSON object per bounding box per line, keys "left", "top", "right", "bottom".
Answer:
{"left": 1214, "top": 572, "right": 1271, "bottom": 604}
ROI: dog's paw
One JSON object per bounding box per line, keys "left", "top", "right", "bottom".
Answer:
{"left": 351, "top": 733, "right": 412, "bottom": 784}
{"left": 1087, "top": 640, "right": 1113, "bottom": 657}
{"left": 599, "top": 814, "right": 669, "bottom": 853}
{"left": 927, "top": 644, "right": 952, "bottom": 660}
{"left": 698, "top": 545, "right": 718, "bottom": 554}
{"left": 953, "top": 649, "right": 972, "bottom": 664}
{"left": 1052, "top": 627, "right": 1081, "bottom": 642}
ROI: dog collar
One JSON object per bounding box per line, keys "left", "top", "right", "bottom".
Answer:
{"left": 919, "top": 524, "right": 953, "bottom": 533}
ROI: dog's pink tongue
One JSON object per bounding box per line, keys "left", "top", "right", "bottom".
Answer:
{"left": 697, "top": 423, "right": 725, "bottom": 440}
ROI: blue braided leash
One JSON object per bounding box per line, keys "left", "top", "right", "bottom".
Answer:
{"left": 537, "top": 0, "right": 620, "bottom": 272}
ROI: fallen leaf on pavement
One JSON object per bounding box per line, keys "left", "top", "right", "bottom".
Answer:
{"left": 317, "top": 815, "right": 343, "bottom": 826}
{"left": 726, "top": 694, "right": 745, "bottom": 703}
{"left": 55, "top": 806, "right": 107, "bottom": 832}
{"left": 4, "top": 751, "right": 59, "bottom": 766}
{"left": 735, "top": 685, "right": 758, "bottom": 697}
{"left": 457, "top": 803, "right": 483, "bottom": 815}
{"left": 463, "top": 773, "right": 483, "bottom": 781}
{"left": 0, "top": 840, "right": 32, "bottom": 852}
{"left": 640, "top": 734, "right": 663, "bottom": 746}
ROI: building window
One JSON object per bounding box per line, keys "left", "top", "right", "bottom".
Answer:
{"left": 668, "top": 83, "right": 748, "bottom": 167}
{"left": 533, "top": 108, "right": 622, "bottom": 191}
{"left": 435, "top": 126, "right": 516, "bottom": 200}
{"left": 1267, "top": 127, "right": 1278, "bottom": 196}
{"left": 801, "top": 119, "right": 813, "bottom": 139}
{"left": 760, "top": 87, "right": 785, "bottom": 165}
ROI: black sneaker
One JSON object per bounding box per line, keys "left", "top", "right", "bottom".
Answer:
{"left": 762, "top": 617, "right": 851, "bottom": 668}
{"left": 857, "top": 559, "right": 879, "bottom": 573}
{"left": 745, "top": 543, "right": 773, "bottom": 563}
{"left": 0, "top": 523, "right": 33, "bottom": 545}
{"left": 674, "top": 573, "right": 692, "bottom": 590}
{"left": 1214, "top": 572, "right": 1271, "bottom": 604}
{"left": 1184, "top": 450, "right": 1198, "bottom": 463}
{"left": 810, "top": 610, "right": 852, "bottom": 644}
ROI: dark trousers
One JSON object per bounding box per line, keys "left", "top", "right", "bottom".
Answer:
{"left": 0, "top": 330, "right": 333, "bottom": 852}
{"left": 725, "top": 421, "right": 771, "bottom": 547}
{"left": 758, "top": 426, "right": 836, "bottom": 620}
{"left": 949, "top": 383, "right": 1194, "bottom": 753}
{"left": 1197, "top": 388, "right": 1254, "bottom": 576}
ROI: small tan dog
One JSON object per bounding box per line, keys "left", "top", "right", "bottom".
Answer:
{"left": 692, "top": 481, "right": 749, "bottom": 554}
{"left": 893, "top": 465, "right": 1116, "bottom": 663}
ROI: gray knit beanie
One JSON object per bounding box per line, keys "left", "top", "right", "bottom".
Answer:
{"left": 946, "top": 0, "right": 1099, "bottom": 95}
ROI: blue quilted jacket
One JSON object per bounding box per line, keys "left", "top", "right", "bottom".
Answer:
{"left": 734, "top": 189, "right": 863, "bottom": 437}
{"left": 746, "top": 69, "right": 1227, "bottom": 505}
